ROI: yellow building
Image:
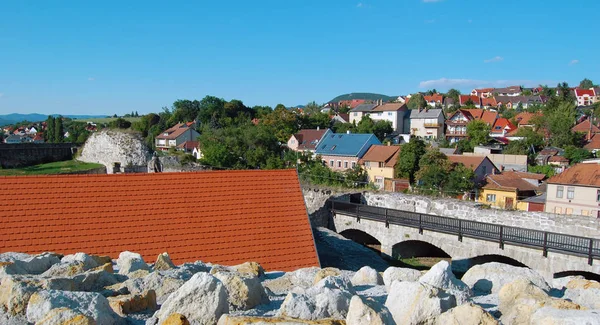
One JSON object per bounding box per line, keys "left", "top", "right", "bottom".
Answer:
{"left": 359, "top": 145, "right": 401, "bottom": 190}
{"left": 479, "top": 171, "right": 544, "bottom": 210}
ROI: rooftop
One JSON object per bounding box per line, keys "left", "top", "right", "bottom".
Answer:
{"left": 360, "top": 145, "right": 401, "bottom": 167}
{"left": 548, "top": 163, "right": 600, "bottom": 187}
{"left": 315, "top": 133, "right": 381, "bottom": 157}
{"left": 483, "top": 171, "right": 541, "bottom": 192}
{"left": 293, "top": 129, "right": 330, "bottom": 150}
{"left": 0, "top": 170, "right": 320, "bottom": 271}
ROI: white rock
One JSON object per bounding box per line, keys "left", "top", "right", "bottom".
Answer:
{"left": 385, "top": 280, "right": 456, "bottom": 325}
{"left": 34, "top": 307, "right": 95, "bottom": 325}
{"left": 461, "top": 262, "right": 550, "bottom": 294}
{"left": 0, "top": 276, "right": 39, "bottom": 315}
{"left": 26, "top": 290, "right": 122, "bottom": 325}
{"left": 314, "top": 276, "right": 356, "bottom": 295}
{"left": 434, "top": 303, "right": 499, "bottom": 325}
{"left": 383, "top": 267, "right": 421, "bottom": 289}
{"left": 419, "top": 260, "right": 472, "bottom": 304}
{"left": 530, "top": 307, "right": 600, "bottom": 325}
{"left": 16, "top": 252, "right": 61, "bottom": 275}
{"left": 350, "top": 266, "right": 383, "bottom": 286}
{"left": 154, "top": 252, "right": 176, "bottom": 271}
{"left": 153, "top": 272, "right": 228, "bottom": 325}
{"left": 346, "top": 295, "right": 396, "bottom": 325}
{"left": 563, "top": 287, "right": 600, "bottom": 309}
{"left": 551, "top": 275, "right": 584, "bottom": 290}
{"left": 263, "top": 267, "right": 320, "bottom": 295}
{"left": 116, "top": 251, "right": 150, "bottom": 275}
{"left": 61, "top": 253, "right": 99, "bottom": 271}
{"left": 213, "top": 271, "right": 269, "bottom": 310}
{"left": 79, "top": 130, "right": 151, "bottom": 173}
{"left": 278, "top": 287, "right": 352, "bottom": 320}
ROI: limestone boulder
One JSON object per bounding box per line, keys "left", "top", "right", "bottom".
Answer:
{"left": 116, "top": 251, "right": 150, "bottom": 275}
{"left": 153, "top": 272, "right": 228, "bottom": 325}
{"left": 0, "top": 276, "right": 40, "bottom": 315}
{"left": 382, "top": 267, "right": 421, "bottom": 289}
{"left": 263, "top": 267, "right": 320, "bottom": 295}
{"left": 461, "top": 262, "right": 550, "bottom": 294}
{"left": 531, "top": 307, "right": 600, "bottom": 325}
{"left": 72, "top": 268, "right": 122, "bottom": 292}
{"left": 385, "top": 280, "right": 456, "bottom": 325}
{"left": 419, "top": 260, "right": 472, "bottom": 304}
{"left": 233, "top": 262, "right": 265, "bottom": 278}
{"left": 562, "top": 278, "right": 600, "bottom": 309}
{"left": 498, "top": 279, "right": 581, "bottom": 325}
{"left": 350, "top": 266, "right": 383, "bottom": 286}
{"left": 42, "top": 261, "right": 86, "bottom": 277}
{"left": 0, "top": 261, "right": 27, "bottom": 278}
{"left": 162, "top": 313, "right": 190, "bottom": 325}
{"left": 213, "top": 271, "right": 269, "bottom": 310}
{"left": 34, "top": 307, "right": 96, "bottom": 325}
{"left": 313, "top": 268, "right": 341, "bottom": 285}
{"left": 434, "top": 303, "right": 498, "bottom": 325}
{"left": 345, "top": 295, "right": 396, "bottom": 325}
{"left": 26, "top": 290, "right": 123, "bottom": 325}
{"left": 314, "top": 276, "right": 356, "bottom": 295}
{"left": 15, "top": 252, "right": 61, "bottom": 275}
{"left": 154, "top": 252, "right": 176, "bottom": 271}
{"left": 551, "top": 276, "right": 584, "bottom": 290}
{"left": 90, "top": 255, "right": 112, "bottom": 267}
{"left": 277, "top": 287, "right": 353, "bottom": 321}
{"left": 107, "top": 290, "right": 157, "bottom": 316}
{"left": 218, "top": 315, "right": 346, "bottom": 324}
{"left": 61, "top": 253, "right": 99, "bottom": 271}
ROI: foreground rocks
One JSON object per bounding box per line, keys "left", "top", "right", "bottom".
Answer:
{"left": 1, "top": 251, "right": 599, "bottom": 324}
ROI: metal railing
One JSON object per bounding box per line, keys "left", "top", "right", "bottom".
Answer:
{"left": 330, "top": 200, "right": 600, "bottom": 265}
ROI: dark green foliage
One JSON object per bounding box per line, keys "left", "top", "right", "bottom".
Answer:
{"left": 563, "top": 145, "right": 592, "bottom": 164}
{"left": 528, "top": 165, "right": 556, "bottom": 178}
{"left": 45, "top": 116, "right": 55, "bottom": 143}
{"left": 580, "top": 78, "right": 595, "bottom": 89}
{"left": 407, "top": 94, "right": 427, "bottom": 110}
{"left": 108, "top": 118, "right": 132, "bottom": 129}
{"left": 415, "top": 149, "right": 475, "bottom": 196}
{"left": 54, "top": 117, "right": 64, "bottom": 143}
{"left": 395, "top": 137, "right": 426, "bottom": 183}
{"left": 466, "top": 120, "right": 491, "bottom": 147}
{"left": 296, "top": 153, "right": 370, "bottom": 189}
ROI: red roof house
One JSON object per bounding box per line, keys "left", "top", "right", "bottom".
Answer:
{"left": 459, "top": 95, "right": 482, "bottom": 108}
{"left": 0, "top": 170, "right": 320, "bottom": 271}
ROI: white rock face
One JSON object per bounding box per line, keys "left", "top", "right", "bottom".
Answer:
{"left": 153, "top": 272, "right": 228, "bottom": 325}
{"left": 116, "top": 251, "right": 150, "bottom": 275}
{"left": 419, "top": 261, "right": 472, "bottom": 304}
{"left": 34, "top": 307, "right": 95, "bottom": 325}
{"left": 263, "top": 267, "right": 320, "bottom": 295}
{"left": 346, "top": 295, "right": 396, "bottom": 325}
{"left": 385, "top": 280, "right": 456, "bottom": 325}
{"left": 61, "top": 253, "right": 99, "bottom": 271}
{"left": 314, "top": 276, "right": 356, "bottom": 295}
{"left": 351, "top": 266, "right": 383, "bottom": 286}
{"left": 0, "top": 276, "right": 40, "bottom": 315}
{"left": 531, "top": 307, "right": 600, "bottom": 325}
{"left": 434, "top": 303, "right": 499, "bottom": 325}
{"left": 383, "top": 267, "right": 421, "bottom": 289}
{"left": 16, "top": 253, "right": 61, "bottom": 275}
{"left": 213, "top": 271, "right": 269, "bottom": 311}
{"left": 563, "top": 286, "right": 600, "bottom": 309}
{"left": 26, "top": 290, "right": 122, "bottom": 325}
{"left": 278, "top": 287, "right": 353, "bottom": 321}
{"left": 461, "top": 262, "right": 550, "bottom": 294}
{"left": 78, "top": 130, "right": 151, "bottom": 173}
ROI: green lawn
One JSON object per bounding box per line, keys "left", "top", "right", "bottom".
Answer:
{"left": 71, "top": 117, "right": 142, "bottom": 124}
{"left": 0, "top": 160, "right": 105, "bottom": 176}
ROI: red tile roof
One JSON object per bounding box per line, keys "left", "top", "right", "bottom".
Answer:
{"left": 491, "top": 118, "right": 516, "bottom": 134}
{"left": 483, "top": 171, "right": 541, "bottom": 191}
{"left": 447, "top": 155, "right": 490, "bottom": 172}
{"left": 423, "top": 94, "right": 443, "bottom": 103}
{"left": 155, "top": 123, "right": 194, "bottom": 140}
{"left": 571, "top": 120, "right": 600, "bottom": 134}
{"left": 575, "top": 89, "right": 595, "bottom": 97}
{"left": 548, "top": 163, "right": 600, "bottom": 187}
{"left": 360, "top": 145, "right": 401, "bottom": 168}
{"left": 0, "top": 170, "right": 319, "bottom": 271}
{"left": 177, "top": 141, "right": 199, "bottom": 150}
{"left": 481, "top": 97, "right": 498, "bottom": 107}
{"left": 585, "top": 134, "right": 600, "bottom": 150}
{"left": 372, "top": 103, "right": 407, "bottom": 112}
{"left": 459, "top": 95, "right": 481, "bottom": 106}
{"left": 514, "top": 112, "right": 538, "bottom": 126}
{"left": 293, "top": 129, "right": 329, "bottom": 150}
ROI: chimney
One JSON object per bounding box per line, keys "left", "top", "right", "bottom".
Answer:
{"left": 317, "top": 126, "right": 320, "bottom": 131}
{"left": 347, "top": 130, "right": 351, "bottom": 134}
{"left": 387, "top": 141, "right": 391, "bottom": 146}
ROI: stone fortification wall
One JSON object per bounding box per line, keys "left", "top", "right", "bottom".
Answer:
{"left": 302, "top": 186, "right": 358, "bottom": 227}
{"left": 78, "top": 130, "right": 151, "bottom": 174}
{"left": 302, "top": 188, "right": 600, "bottom": 238}
{"left": 0, "top": 143, "right": 74, "bottom": 168}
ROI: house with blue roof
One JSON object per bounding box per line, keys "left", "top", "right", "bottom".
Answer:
{"left": 315, "top": 132, "right": 381, "bottom": 171}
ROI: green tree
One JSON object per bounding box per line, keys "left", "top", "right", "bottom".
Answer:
{"left": 528, "top": 165, "right": 556, "bottom": 178}
{"left": 54, "top": 117, "right": 64, "bottom": 143}
{"left": 407, "top": 93, "right": 427, "bottom": 110}
{"left": 304, "top": 101, "right": 321, "bottom": 115}
{"left": 466, "top": 120, "right": 491, "bottom": 147}
{"left": 372, "top": 120, "right": 393, "bottom": 141}
{"left": 109, "top": 118, "right": 132, "bottom": 129}
{"left": 446, "top": 163, "right": 475, "bottom": 196}
{"left": 260, "top": 106, "right": 300, "bottom": 143}
{"left": 332, "top": 122, "right": 355, "bottom": 134}
{"left": 563, "top": 145, "right": 592, "bottom": 164}
{"left": 252, "top": 106, "right": 273, "bottom": 118}
{"left": 522, "top": 89, "right": 533, "bottom": 96}
{"left": 45, "top": 116, "right": 55, "bottom": 143}
{"left": 415, "top": 149, "right": 450, "bottom": 194}
{"left": 394, "top": 137, "right": 426, "bottom": 183}
{"left": 580, "top": 78, "right": 594, "bottom": 89}
{"left": 464, "top": 98, "right": 476, "bottom": 108}
{"left": 356, "top": 116, "right": 375, "bottom": 134}
{"left": 303, "top": 112, "right": 331, "bottom": 129}
{"left": 446, "top": 89, "right": 460, "bottom": 103}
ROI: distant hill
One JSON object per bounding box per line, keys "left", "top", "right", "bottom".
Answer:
{"left": 329, "top": 93, "right": 396, "bottom": 103}
{"left": 0, "top": 113, "right": 107, "bottom": 126}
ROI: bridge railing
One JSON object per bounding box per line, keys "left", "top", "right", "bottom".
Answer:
{"left": 329, "top": 200, "right": 600, "bottom": 265}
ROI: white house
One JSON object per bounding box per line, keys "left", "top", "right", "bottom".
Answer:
{"left": 369, "top": 103, "right": 409, "bottom": 134}
{"left": 349, "top": 103, "right": 377, "bottom": 125}
{"left": 409, "top": 108, "right": 445, "bottom": 140}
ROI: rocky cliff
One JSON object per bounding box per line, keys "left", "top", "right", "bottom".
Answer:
{"left": 78, "top": 130, "right": 152, "bottom": 174}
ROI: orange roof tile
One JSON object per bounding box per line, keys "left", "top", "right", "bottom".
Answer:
{"left": 372, "top": 103, "right": 407, "bottom": 112}
{"left": 491, "top": 118, "right": 516, "bottom": 134}
{"left": 155, "top": 123, "right": 194, "bottom": 140}
{"left": 571, "top": 119, "right": 600, "bottom": 134}
{"left": 548, "top": 163, "right": 600, "bottom": 187}
{"left": 360, "top": 145, "right": 401, "bottom": 168}
{"left": 483, "top": 171, "right": 541, "bottom": 191}
{"left": 514, "top": 112, "right": 538, "bottom": 126}
{"left": 423, "top": 94, "right": 443, "bottom": 103}
{"left": 0, "top": 170, "right": 319, "bottom": 271}
{"left": 585, "top": 134, "right": 600, "bottom": 150}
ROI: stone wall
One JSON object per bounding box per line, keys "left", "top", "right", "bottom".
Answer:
{"left": 0, "top": 143, "right": 74, "bottom": 168}
{"left": 78, "top": 130, "right": 151, "bottom": 174}
{"left": 302, "top": 188, "right": 600, "bottom": 238}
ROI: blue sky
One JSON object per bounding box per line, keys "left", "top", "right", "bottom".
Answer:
{"left": 0, "top": 0, "right": 597, "bottom": 115}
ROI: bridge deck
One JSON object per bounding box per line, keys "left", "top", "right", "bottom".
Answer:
{"left": 330, "top": 200, "right": 600, "bottom": 265}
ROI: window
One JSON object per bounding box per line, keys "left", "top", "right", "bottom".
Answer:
{"left": 353, "top": 112, "right": 357, "bottom": 116}
{"left": 329, "top": 160, "right": 334, "bottom": 167}
{"left": 567, "top": 187, "right": 575, "bottom": 199}
{"left": 555, "top": 207, "right": 562, "bottom": 214}
{"left": 379, "top": 162, "right": 385, "bottom": 168}
{"left": 337, "top": 160, "right": 342, "bottom": 168}
{"left": 352, "top": 162, "right": 356, "bottom": 168}
{"left": 565, "top": 208, "right": 573, "bottom": 215}
{"left": 556, "top": 186, "right": 564, "bottom": 198}
{"left": 486, "top": 194, "right": 496, "bottom": 202}
{"left": 596, "top": 190, "right": 600, "bottom": 202}
{"left": 387, "top": 112, "right": 393, "bottom": 116}
{"left": 582, "top": 210, "right": 589, "bottom": 216}
{"left": 330, "top": 145, "right": 337, "bottom": 151}
{"left": 344, "top": 161, "right": 348, "bottom": 169}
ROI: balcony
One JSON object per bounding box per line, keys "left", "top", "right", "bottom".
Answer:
{"left": 446, "top": 132, "right": 467, "bottom": 136}
{"left": 424, "top": 123, "right": 441, "bottom": 128}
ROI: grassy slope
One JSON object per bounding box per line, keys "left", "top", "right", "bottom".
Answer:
{"left": 0, "top": 160, "right": 104, "bottom": 176}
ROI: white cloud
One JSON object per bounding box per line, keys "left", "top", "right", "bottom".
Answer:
{"left": 484, "top": 56, "right": 504, "bottom": 63}
{"left": 569, "top": 59, "right": 579, "bottom": 66}
{"left": 418, "top": 78, "right": 554, "bottom": 90}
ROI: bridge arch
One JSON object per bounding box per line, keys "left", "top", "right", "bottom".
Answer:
{"left": 392, "top": 240, "right": 451, "bottom": 260}
{"left": 339, "top": 229, "right": 382, "bottom": 252}
{"left": 554, "top": 271, "right": 600, "bottom": 282}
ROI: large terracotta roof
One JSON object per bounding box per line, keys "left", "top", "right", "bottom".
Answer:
{"left": 483, "top": 171, "right": 541, "bottom": 192}
{"left": 548, "top": 163, "right": 600, "bottom": 187}
{"left": 360, "top": 145, "right": 401, "bottom": 168}
{"left": 447, "top": 155, "right": 496, "bottom": 172}
{"left": 585, "top": 134, "right": 600, "bottom": 150}
{"left": 372, "top": 103, "right": 407, "bottom": 112}
{"left": 155, "top": 123, "right": 194, "bottom": 140}
{"left": 0, "top": 170, "right": 319, "bottom": 271}
{"left": 571, "top": 119, "right": 600, "bottom": 134}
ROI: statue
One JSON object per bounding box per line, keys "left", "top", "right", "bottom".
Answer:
{"left": 151, "top": 152, "right": 162, "bottom": 173}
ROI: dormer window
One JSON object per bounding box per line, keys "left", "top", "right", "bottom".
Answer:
{"left": 330, "top": 145, "right": 337, "bottom": 151}
{"left": 163, "top": 133, "right": 169, "bottom": 136}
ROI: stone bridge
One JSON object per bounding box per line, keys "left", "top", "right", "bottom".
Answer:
{"left": 330, "top": 200, "right": 600, "bottom": 280}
